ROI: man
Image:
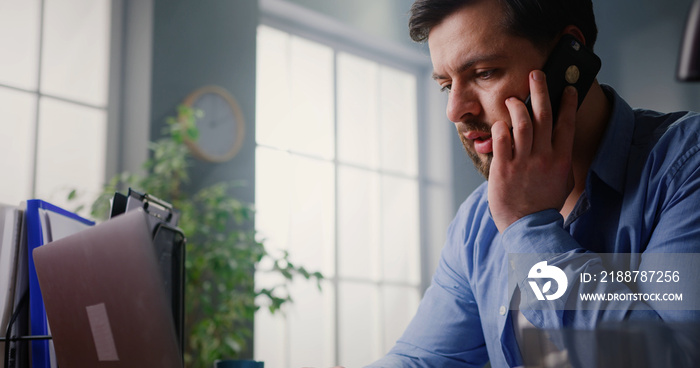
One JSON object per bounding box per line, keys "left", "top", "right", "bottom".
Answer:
{"left": 366, "top": 0, "right": 700, "bottom": 366}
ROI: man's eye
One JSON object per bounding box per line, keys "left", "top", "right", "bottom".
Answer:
{"left": 476, "top": 69, "right": 496, "bottom": 80}
{"left": 440, "top": 84, "right": 452, "bottom": 93}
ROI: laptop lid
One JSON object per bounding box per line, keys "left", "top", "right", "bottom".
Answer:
{"left": 32, "top": 209, "right": 183, "bottom": 368}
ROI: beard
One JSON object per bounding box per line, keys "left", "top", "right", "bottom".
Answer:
{"left": 457, "top": 120, "right": 493, "bottom": 180}
{"left": 462, "top": 137, "right": 493, "bottom": 179}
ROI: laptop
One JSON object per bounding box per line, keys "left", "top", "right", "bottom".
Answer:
{"left": 32, "top": 209, "right": 183, "bottom": 367}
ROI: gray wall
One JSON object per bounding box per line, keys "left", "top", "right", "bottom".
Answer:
{"left": 149, "top": 0, "right": 258, "bottom": 203}
{"left": 594, "top": 0, "right": 700, "bottom": 112}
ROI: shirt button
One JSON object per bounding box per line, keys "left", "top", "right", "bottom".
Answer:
{"left": 499, "top": 305, "right": 507, "bottom": 315}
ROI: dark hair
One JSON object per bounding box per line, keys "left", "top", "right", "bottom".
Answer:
{"left": 408, "top": 0, "right": 598, "bottom": 50}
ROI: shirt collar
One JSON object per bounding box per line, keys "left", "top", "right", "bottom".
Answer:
{"left": 587, "top": 85, "right": 635, "bottom": 194}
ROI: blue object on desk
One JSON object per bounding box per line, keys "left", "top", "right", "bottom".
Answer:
{"left": 214, "top": 359, "right": 264, "bottom": 368}
{"left": 26, "top": 200, "right": 94, "bottom": 368}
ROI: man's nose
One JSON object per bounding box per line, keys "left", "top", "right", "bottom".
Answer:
{"left": 446, "top": 86, "right": 482, "bottom": 123}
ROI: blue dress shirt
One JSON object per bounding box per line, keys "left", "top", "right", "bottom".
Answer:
{"left": 366, "top": 86, "right": 700, "bottom": 367}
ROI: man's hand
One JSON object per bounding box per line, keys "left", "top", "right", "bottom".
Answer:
{"left": 488, "top": 70, "right": 578, "bottom": 233}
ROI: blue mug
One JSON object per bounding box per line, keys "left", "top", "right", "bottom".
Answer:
{"left": 213, "top": 360, "right": 264, "bottom": 368}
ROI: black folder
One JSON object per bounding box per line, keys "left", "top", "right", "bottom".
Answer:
{"left": 109, "top": 189, "right": 186, "bottom": 355}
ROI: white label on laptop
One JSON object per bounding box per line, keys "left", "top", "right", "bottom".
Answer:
{"left": 86, "top": 303, "right": 120, "bottom": 361}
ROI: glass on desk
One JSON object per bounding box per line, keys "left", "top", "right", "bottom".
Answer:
{"left": 214, "top": 359, "right": 264, "bottom": 368}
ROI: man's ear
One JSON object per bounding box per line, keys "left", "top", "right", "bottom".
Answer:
{"left": 562, "top": 25, "right": 587, "bottom": 46}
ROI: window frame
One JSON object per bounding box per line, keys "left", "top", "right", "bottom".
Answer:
{"left": 0, "top": 0, "right": 124, "bottom": 206}
{"left": 256, "top": 0, "right": 455, "bottom": 366}
{"left": 259, "top": 0, "right": 436, "bottom": 293}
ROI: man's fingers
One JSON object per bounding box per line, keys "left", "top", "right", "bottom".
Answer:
{"left": 505, "top": 97, "right": 533, "bottom": 159}
{"left": 491, "top": 120, "right": 513, "bottom": 161}
{"left": 529, "top": 70, "right": 553, "bottom": 148}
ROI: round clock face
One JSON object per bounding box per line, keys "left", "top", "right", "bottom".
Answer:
{"left": 183, "top": 86, "right": 245, "bottom": 162}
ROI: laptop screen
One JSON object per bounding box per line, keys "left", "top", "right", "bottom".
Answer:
{"left": 33, "top": 210, "right": 183, "bottom": 367}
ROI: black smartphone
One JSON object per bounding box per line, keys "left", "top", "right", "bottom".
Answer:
{"left": 525, "top": 34, "right": 601, "bottom": 123}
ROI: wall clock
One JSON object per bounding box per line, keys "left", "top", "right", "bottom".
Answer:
{"left": 182, "top": 85, "right": 246, "bottom": 162}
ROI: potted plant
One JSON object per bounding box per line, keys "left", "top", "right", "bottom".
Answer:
{"left": 73, "top": 105, "right": 322, "bottom": 367}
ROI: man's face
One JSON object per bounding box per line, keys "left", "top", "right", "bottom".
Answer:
{"left": 428, "top": 0, "right": 547, "bottom": 179}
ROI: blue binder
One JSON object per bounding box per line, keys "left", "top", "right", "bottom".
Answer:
{"left": 25, "top": 200, "right": 93, "bottom": 368}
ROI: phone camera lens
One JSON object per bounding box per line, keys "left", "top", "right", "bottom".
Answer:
{"left": 570, "top": 40, "right": 581, "bottom": 51}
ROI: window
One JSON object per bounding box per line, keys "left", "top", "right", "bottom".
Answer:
{"left": 255, "top": 24, "right": 424, "bottom": 367}
{"left": 0, "top": 0, "right": 111, "bottom": 209}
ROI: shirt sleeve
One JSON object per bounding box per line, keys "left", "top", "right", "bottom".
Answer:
{"left": 501, "top": 140, "right": 700, "bottom": 330}
{"left": 365, "top": 257, "right": 489, "bottom": 367}
{"left": 365, "top": 194, "right": 491, "bottom": 368}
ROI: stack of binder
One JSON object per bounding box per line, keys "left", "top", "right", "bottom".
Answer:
{"left": 0, "top": 205, "right": 23, "bottom": 368}
{"left": 1, "top": 200, "right": 94, "bottom": 368}
{"left": 0, "top": 191, "right": 185, "bottom": 368}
